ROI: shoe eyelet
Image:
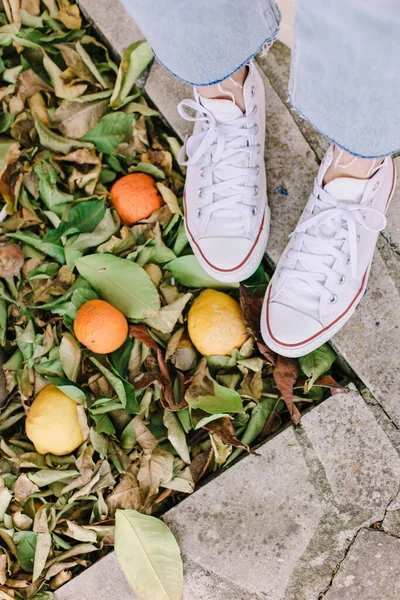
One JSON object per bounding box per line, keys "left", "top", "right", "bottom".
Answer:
{"left": 329, "top": 294, "right": 338, "bottom": 304}
{"left": 256, "top": 143, "right": 261, "bottom": 154}
{"left": 254, "top": 165, "right": 260, "bottom": 175}
{"left": 251, "top": 206, "right": 257, "bottom": 216}
{"left": 346, "top": 257, "right": 351, "bottom": 265}
{"left": 253, "top": 124, "right": 259, "bottom": 135}
{"left": 367, "top": 199, "right": 373, "bottom": 206}
{"left": 356, "top": 235, "right": 360, "bottom": 243}
{"left": 250, "top": 85, "right": 256, "bottom": 97}
{"left": 372, "top": 181, "right": 380, "bottom": 191}
{"left": 196, "top": 208, "right": 202, "bottom": 218}
{"left": 338, "top": 275, "right": 346, "bottom": 285}
{"left": 197, "top": 188, "right": 204, "bottom": 198}
{"left": 253, "top": 186, "right": 259, "bottom": 196}
{"left": 200, "top": 167, "right": 205, "bottom": 178}
{"left": 278, "top": 268, "right": 283, "bottom": 277}
{"left": 253, "top": 105, "right": 258, "bottom": 115}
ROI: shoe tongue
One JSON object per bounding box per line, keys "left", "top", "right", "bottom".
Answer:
{"left": 323, "top": 176, "right": 369, "bottom": 203}
{"left": 199, "top": 96, "right": 243, "bottom": 123}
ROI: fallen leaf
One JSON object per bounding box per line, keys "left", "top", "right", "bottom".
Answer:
{"left": 273, "top": 355, "right": 300, "bottom": 424}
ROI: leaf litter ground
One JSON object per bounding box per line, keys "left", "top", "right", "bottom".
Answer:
{"left": 0, "top": 2, "right": 349, "bottom": 598}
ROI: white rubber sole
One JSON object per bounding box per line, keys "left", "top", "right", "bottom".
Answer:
{"left": 261, "top": 159, "right": 397, "bottom": 357}
{"left": 185, "top": 205, "right": 270, "bottom": 283}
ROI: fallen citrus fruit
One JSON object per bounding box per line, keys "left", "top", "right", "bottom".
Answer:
{"left": 110, "top": 173, "right": 163, "bottom": 225}
{"left": 74, "top": 299, "right": 128, "bottom": 354}
{"left": 188, "top": 289, "right": 248, "bottom": 356}
{"left": 26, "top": 385, "right": 85, "bottom": 456}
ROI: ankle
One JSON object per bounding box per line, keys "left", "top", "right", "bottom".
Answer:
{"left": 196, "top": 65, "right": 248, "bottom": 111}
{"left": 323, "top": 146, "right": 385, "bottom": 185}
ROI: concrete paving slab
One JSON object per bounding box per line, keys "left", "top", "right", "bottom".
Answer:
{"left": 324, "top": 528, "right": 400, "bottom": 600}
{"left": 55, "top": 390, "right": 400, "bottom": 600}
{"left": 78, "top": 0, "right": 142, "bottom": 58}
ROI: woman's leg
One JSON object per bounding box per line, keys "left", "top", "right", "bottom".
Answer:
{"left": 120, "top": 0, "right": 281, "bottom": 283}
{"left": 261, "top": 0, "right": 399, "bottom": 357}
{"left": 119, "top": 0, "right": 280, "bottom": 86}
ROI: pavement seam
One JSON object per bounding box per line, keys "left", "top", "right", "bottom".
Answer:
{"left": 286, "top": 423, "right": 393, "bottom": 600}
{"left": 380, "top": 231, "right": 400, "bottom": 255}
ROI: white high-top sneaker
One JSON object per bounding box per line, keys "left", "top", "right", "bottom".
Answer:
{"left": 261, "top": 145, "right": 396, "bottom": 357}
{"left": 178, "top": 60, "right": 268, "bottom": 283}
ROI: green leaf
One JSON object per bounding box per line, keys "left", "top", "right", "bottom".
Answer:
{"left": 115, "top": 509, "right": 183, "bottom": 600}
{"left": 165, "top": 255, "right": 239, "bottom": 290}
{"left": 194, "top": 413, "right": 229, "bottom": 430}
{"left": 34, "top": 162, "right": 74, "bottom": 215}
{"left": 35, "top": 118, "right": 94, "bottom": 155}
{"left": 92, "top": 412, "right": 116, "bottom": 435}
{"left": 28, "top": 470, "right": 80, "bottom": 487}
{"left": 299, "top": 345, "right": 336, "bottom": 393}
{"left": 163, "top": 410, "right": 191, "bottom": 464}
{"left": 186, "top": 369, "right": 245, "bottom": 415}
{"left": 0, "top": 299, "right": 7, "bottom": 345}
{"left": 128, "top": 162, "right": 165, "bottom": 180}
{"left": 66, "top": 209, "right": 120, "bottom": 254}
{"left": 89, "top": 356, "right": 139, "bottom": 413}
{"left": 67, "top": 200, "right": 106, "bottom": 233}
{"left": 110, "top": 41, "right": 153, "bottom": 108}
{"left": 75, "top": 41, "right": 108, "bottom": 88}
{"left": 80, "top": 113, "right": 135, "bottom": 154}
{"left": 75, "top": 253, "right": 160, "bottom": 319}
{"left": 142, "top": 293, "right": 192, "bottom": 334}
{"left": 14, "top": 531, "right": 37, "bottom": 572}
{"left": 59, "top": 333, "right": 81, "bottom": 382}
{"left": 0, "top": 113, "right": 14, "bottom": 134}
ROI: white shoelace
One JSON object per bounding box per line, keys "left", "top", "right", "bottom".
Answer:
{"left": 281, "top": 180, "right": 387, "bottom": 303}
{"left": 177, "top": 98, "right": 261, "bottom": 219}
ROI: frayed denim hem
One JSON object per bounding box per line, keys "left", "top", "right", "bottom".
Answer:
{"left": 288, "top": 93, "right": 395, "bottom": 159}
{"left": 151, "top": 26, "right": 281, "bottom": 88}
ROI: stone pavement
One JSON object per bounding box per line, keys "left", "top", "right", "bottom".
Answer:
{"left": 57, "top": 2, "right": 400, "bottom": 599}
{"left": 56, "top": 391, "right": 400, "bottom": 600}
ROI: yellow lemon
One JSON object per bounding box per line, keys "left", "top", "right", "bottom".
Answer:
{"left": 188, "top": 289, "right": 248, "bottom": 356}
{"left": 26, "top": 385, "right": 85, "bottom": 456}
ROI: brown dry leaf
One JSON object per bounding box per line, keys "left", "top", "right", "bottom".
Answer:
{"left": 106, "top": 466, "right": 143, "bottom": 516}
{"left": 21, "top": 0, "right": 40, "bottom": 14}
{"left": 132, "top": 416, "right": 158, "bottom": 454}
{"left": 28, "top": 92, "right": 50, "bottom": 125}
{"left": 0, "top": 142, "right": 21, "bottom": 213}
{"left": 55, "top": 44, "right": 98, "bottom": 83}
{"left": 15, "top": 69, "right": 53, "bottom": 104}
{"left": 52, "top": 98, "right": 109, "bottom": 139}
{"left": 137, "top": 447, "right": 174, "bottom": 500}
{"left": 0, "top": 554, "right": 7, "bottom": 585}
{"left": 273, "top": 355, "right": 301, "bottom": 424}
{"left": 57, "top": 0, "right": 82, "bottom": 29}
{"left": 239, "top": 284, "right": 276, "bottom": 364}
{"left": 13, "top": 474, "right": 40, "bottom": 501}
{"left": 204, "top": 417, "right": 251, "bottom": 451}
{"left": 295, "top": 375, "right": 345, "bottom": 395}
{"left": 53, "top": 148, "right": 101, "bottom": 164}
{"left": 189, "top": 449, "right": 214, "bottom": 484}
{"left": 128, "top": 323, "right": 159, "bottom": 350}
{"left": 141, "top": 150, "right": 173, "bottom": 176}
{"left": 49, "top": 569, "right": 73, "bottom": 590}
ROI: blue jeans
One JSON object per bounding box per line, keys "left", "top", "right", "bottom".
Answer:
{"left": 121, "top": 0, "right": 400, "bottom": 158}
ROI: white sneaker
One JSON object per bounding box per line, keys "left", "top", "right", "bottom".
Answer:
{"left": 261, "top": 145, "right": 396, "bottom": 357}
{"left": 178, "top": 60, "right": 269, "bottom": 283}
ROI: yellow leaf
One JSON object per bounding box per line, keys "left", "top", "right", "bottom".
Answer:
{"left": 57, "top": 0, "right": 82, "bottom": 29}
